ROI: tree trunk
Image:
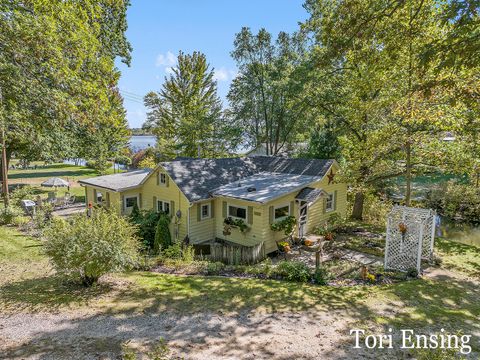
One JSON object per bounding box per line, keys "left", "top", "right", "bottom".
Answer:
{"left": 405, "top": 140, "right": 412, "bottom": 206}
{"left": 351, "top": 191, "right": 365, "bottom": 220}
{"left": 0, "top": 128, "right": 9, "bottom": 207}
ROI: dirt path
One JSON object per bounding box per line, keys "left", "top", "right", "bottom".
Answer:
{"left": 0, "top": 310, "right": 394, "bottom": 360}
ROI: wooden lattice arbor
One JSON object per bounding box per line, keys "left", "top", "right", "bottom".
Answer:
{"left": 384, "top": 206, "right": 436, "bottom": 273}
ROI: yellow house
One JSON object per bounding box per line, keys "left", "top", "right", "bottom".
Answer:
{"left": 79, "top": 156, "right": 347, "bottom": 255}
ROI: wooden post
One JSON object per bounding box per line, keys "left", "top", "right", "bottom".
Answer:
{"left": 315, "top": 251, "right": 320, "bottom": 269}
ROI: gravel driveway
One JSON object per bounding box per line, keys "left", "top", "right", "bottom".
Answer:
{"left": 0, "top": 309, "right": 390, "bottom": 360}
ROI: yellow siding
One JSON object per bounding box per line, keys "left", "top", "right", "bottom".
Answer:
{"left": 189, "top": 201, "right": 216, "bottom": 244}
{"left": 214, "top": 197, "right": 266, "bottom": 248}
{"left": 135, "top": 167, "right": 190, "bottom": 242}
{"left": 83, "top": 185, "right": 121, "bottom": 214}
{"left": 82, "top": 162, "right": 348, "bottom": 255}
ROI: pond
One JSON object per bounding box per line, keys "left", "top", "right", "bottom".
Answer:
{"left": 440, "top": 223, "right": 480, "bottom": 248}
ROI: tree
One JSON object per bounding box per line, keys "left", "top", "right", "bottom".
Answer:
{"left": 154, "top": 213, "right": 172, "bottom": 254}
{"left": 44, "top": 209, "right": 139, "bottom": 286}
{"left": 144, "top": 51, "right": 240, "bottom": 159}
{"left": 228, "top": 28, "right": 309, "bottom": 155}
{"left": 0, "top": 0, "right": 131, "bottom": 204}
{"left": 302, "top": 0, "right": 475, "bottom": 217}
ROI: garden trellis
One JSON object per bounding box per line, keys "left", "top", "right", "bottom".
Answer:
{"left": 384, "top": 206, "right": 436, "bottom": 273}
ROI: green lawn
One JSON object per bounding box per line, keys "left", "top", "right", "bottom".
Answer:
{"left": 6, "top": 162, "right": 119, "bottom": 203}
{"left": 435, "top": 238, "right": 480, "bottom": 277}
{"left": 1, "top": 226, "right": 479, "bottom": 347}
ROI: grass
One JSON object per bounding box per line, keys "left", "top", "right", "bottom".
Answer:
{"left": 435, "top": 238, "right": 480, "bottom": 277}
{"left": 1, "top": 225, "right": 480, "bottom": 355}
{"left": 6, "top": 162, "right": 120, "bottom": 204}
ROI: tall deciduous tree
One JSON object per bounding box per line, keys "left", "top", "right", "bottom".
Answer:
{"left": 144, "top": 51, "right": 240, "bottom": 158}
{"left": 303, "top": 0, "right": 477, "bottom": 218}
{"left": 228, "top": 28, "right": 309, "bottom": 155}
{"left": 0, "top": 0, "right": 131, "bottom": 202}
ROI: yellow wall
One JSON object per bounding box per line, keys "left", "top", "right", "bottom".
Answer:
{"left": 82, "top": 163, "right": 347, "bottom": 254}
{"left": 134, "top": 167, "right": 190, "bottom": 242}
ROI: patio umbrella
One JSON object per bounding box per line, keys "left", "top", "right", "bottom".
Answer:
{"left": 41, "top": 177, "right": 69, "bottom": 189}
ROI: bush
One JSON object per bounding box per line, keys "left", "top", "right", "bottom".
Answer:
{"left": 161, "top": 243, "right": 195, "bottom": 264}
{"left": 130, "top": 209, "right": 161, "bottom": 250}
{"left": 33, "top": 203, "right": 54, "bottom": 229}
{"left": 363, "top": 193, "right": 393, "bottom": 228}
{"left": 424, "top": 181, "right": 480, "bottom": 225}
{"left": 154, "top": 213, "right": 172, "bottom": 254}
{"left": 43, "top": 209, "right": 140, "bottom": 286}
{"left": 406, "top": 267, "right": 419, "bottom": 278}
{"left": 11, "top": 185, "right": 35, "bottom": 206}
{"left": 206, "top": 261, "right": 225, "bottom": 275}
{"left": 313, "top": 267, "right": 329, "bottom": 285}
{"left": 275, "top": 261, "right": 311, "bottom": 283}
{"left": 0, "top": 206, "right": 23, "bottom": 225}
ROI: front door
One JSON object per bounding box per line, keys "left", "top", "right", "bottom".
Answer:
{"left": 298, "top": 202, "right": 308, "bottom": 238}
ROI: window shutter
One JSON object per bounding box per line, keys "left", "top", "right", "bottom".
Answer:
{"left": 197, "top": 204, "right": 201, "bottom": 222}
{"left": 153, "top": 196, "right": 157, "bottom": 211}
{"left": 210, "top": 200, "right": 215, "bottom": 218}
{"left": 289, "top": 201, "right": 294, "bottom": 216}
{"left": 222, "top": 201, "right": 227, "bottom": 218}
{"left": 156, "top": 172, "right": 159, "bottom": 185}
{"left": 166, "top": 175, "right": 169, "bottom": 187}
{"left": 171, "top": 200, "right": 175, "bottom": 216}
{"left": 247, "top": 206, "right": 253, "bottom": 225}
{"left": 334, "top": 190, "right": 338, "bottom": 211}
{"left": 269, "top": 206, "right": 274, "bottom": 224}
{"left": 106, "top": 192, "right": 110, "bottom": 207}
{"left": 84, "top": 187, "right": 88, "bottom": 205}
{"left": 93, "top": 189, "right": 97, "bottom": 203}
{"left": 121, "top": 195, "right": 125, "bottom": 214}
{"left": 323, "top": 197, "right": 327, "bottom": 214}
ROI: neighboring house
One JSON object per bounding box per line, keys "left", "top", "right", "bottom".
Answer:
{"left": 79, "top": 156, "right": 347, "bottom": 254}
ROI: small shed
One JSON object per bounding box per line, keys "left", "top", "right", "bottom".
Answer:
{"left": 384, "top": 206, "right": 436, "bottom": 273}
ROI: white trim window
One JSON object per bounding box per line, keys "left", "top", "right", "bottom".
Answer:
{"left": 159, "top": 173, "right": 167, "bottom": 185}
{"left": 201, "top": 203, "right": 211, "bottom": 219}
{"left": 157, "top": 200, "right": 170, "bottom": 214}
{"left": 124, "top": 195, "right": 139, "bottom": 210}
{"left": 228, "top": 204, "right": 247, "bottom": 220}
{"left": 96, "top": 191, "right": 104, "bottom": 204}
{"left": 274, "top": 204, "right": 290, "bottom": 221}
{"left": 325, "top": 193, "right": 335, "bottom": 212}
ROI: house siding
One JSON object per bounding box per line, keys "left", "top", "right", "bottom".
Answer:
{"left": 189, "top": 201, "right": 216, "bottom": 244}
{"left": 137, "top": 167, "right": 189, "bottom": 242}
{"left": 81, "top": 162, "right": 348, "bottom": 256}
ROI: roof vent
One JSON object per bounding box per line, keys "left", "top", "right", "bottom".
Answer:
{"left": 247, "top": 187, "right": 256, "bottom": 192}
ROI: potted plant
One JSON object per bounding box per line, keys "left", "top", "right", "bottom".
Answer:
{"left": 277, "top": 241, "right": 291, "bottom": 253}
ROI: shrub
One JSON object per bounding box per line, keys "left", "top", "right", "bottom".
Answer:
{"left": 0, "top": 206, "right": 23, "bottom": 225}
{"left": 275, "top": 261, "right": 311, "bottom": 283}
{"left": 162, "top": 243, "right": 182, "bottom": 259}
{"left": 206, "top": 261, "right": 225, "bottom": 275}
{"left": 424, "top": 181, "right": 480, "bottom": 225}
{"left": 33, "top": 203, "right": 54, "bottom": 229}
{"left": 130, "top": 209, "right": 161, "bottom": 250}
{"left": 313, "top": 267, "right": 329, "bottom": 285}
{"left": 11, "top": 185, "right": 35, "bottom": 206}
{"left": 154, "top": 213, "right": 172, "bottom": 254}
{"left": 362, "top": 193, "right": 393, "bottom": 228}
{"left": 406, "top": 267, "right": 419, "bottom": 278}
{"left": 43, "top": 209, "right": 140, "bottom": 286}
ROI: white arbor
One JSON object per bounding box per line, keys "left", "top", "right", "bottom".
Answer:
{"left": 384, "top": 206, "right": 436, "bottom": 273}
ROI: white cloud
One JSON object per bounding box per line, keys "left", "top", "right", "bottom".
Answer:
{"left": 213, "top": 67, "right": 238, "bottom": 82}
{"left": 155, "top": 51, "right": 176, "bottom": 67}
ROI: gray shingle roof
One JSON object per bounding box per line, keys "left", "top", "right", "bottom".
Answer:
{"left": 79, "top": 169, "right": 151, "bottom": 191}
{"left": 295, "top": 187, "right": 327, "bottom": 204}
{"left": 212, "top": 172, "right": 323, "bottom": 203}
{"left": 160, "top": 156, "right": 334, "bottom": 203}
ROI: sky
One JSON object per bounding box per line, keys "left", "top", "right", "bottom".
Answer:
{"left": 117, "top": 0, "right": 308, "bottom": 128}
